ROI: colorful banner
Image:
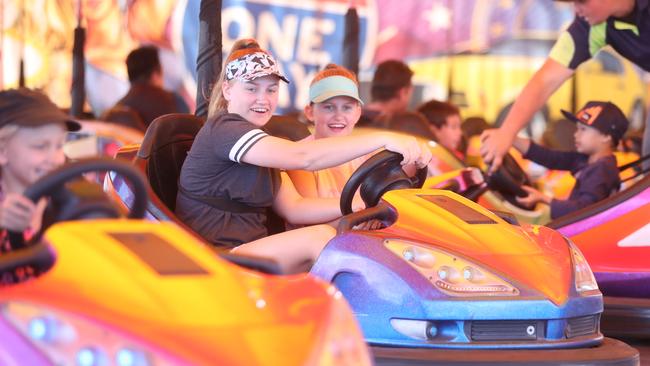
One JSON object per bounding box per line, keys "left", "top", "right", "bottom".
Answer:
{"left": 0, "top": 0, "right": 573, "bottom": 114}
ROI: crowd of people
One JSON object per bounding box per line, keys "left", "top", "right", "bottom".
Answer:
{"left": 1, "top": 0, "right": 647, "bottom": 276}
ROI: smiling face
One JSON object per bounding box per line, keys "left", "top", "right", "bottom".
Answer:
{"left": 0, "top": 124, "right": 67, "bottom": 192}
{"left": 222, "top": 75, "right": 280, "bottom": 127}
{"left": 305, "top": 96, "right": 362, "bottom": 139}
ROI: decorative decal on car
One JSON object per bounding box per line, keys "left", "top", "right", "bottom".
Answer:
{"left": 617, "top": 223, "right": 650, "bottom": 247}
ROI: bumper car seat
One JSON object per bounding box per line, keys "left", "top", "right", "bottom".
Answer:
{"left": 135, "top": 113, "right": 204, "bottom": 217}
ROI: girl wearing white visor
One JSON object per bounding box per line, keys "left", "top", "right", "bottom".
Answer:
{"left": 288, "top": 64, "right": 370, "bottom": 200}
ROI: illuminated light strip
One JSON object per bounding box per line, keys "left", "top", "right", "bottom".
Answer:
{"left": 617, "top": 223, "right": 650, "bottom": 247}
{"left": 435, "top": 281, "right": 511, "bottom": 293}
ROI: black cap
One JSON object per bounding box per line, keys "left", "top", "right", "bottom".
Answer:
{"left": 561, "top": 101, "right": 629, "bottom": 143}
{"left": 0, "top": 88, "right": 81, "bottom": 132}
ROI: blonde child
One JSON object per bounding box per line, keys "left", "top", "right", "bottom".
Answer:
{"left": 0, "top": 88, "right": 80, "bottom": 283}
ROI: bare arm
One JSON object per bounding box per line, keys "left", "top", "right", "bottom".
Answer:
{"left": 512, "top": 136, "right": 531, "bottom": 155}
{"left": 481, "top": 58, "right": 575, "bottom": 171}
{"left": 286, "top": 170, "right": 319, "bottom": 198}
{"left": 242, "top": 131, "right": 430, "bottom": 171}
{"left": 273, "top": 172, "right": 341, "bottom": 225}
{"left": 500, "top": 58, "right": 574, "bottom": 139}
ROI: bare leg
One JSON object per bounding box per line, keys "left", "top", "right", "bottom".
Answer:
{"left": 231, "top": 224, "right": 336, "bottom": 274}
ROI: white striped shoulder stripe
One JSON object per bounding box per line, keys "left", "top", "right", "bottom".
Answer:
{"left": 229, "top": 129, "right": 269, "bottom": 163}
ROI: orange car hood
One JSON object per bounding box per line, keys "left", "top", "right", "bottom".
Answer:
{"left": 380, "top": 189, "right": 572, "bottom": 305}
{"left": 1, "top": 220, "right": 338, "bottom": 365}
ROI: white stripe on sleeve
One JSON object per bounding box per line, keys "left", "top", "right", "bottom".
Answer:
{"left": 228, "top": 129, "right": 268, "bottom": 163}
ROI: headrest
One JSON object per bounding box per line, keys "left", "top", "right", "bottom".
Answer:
{"left": 264, "top": 114, "right": 311, "bottom": 141}
{"left": 137, "top": 113, "right": 204, "bottom": 159}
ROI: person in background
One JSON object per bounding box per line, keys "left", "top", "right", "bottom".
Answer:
{"left": 374, "top": 111, "right": 435, "bottom": 140}
{"left": 358, "top": 60, "right": 414, "bottom": 127}
{"left": 418, "top": 99, "right": 464, "bottom": 159}
{"left": 511, "top": 101, "right": 628, "bottom": 219}
{"left": 107, "top": 45, "right": 189, "bottom": 129}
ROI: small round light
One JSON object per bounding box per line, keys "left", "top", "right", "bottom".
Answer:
{"left": 116, "top": 349, "right": 135, "bottom": 366}
{"left": 77, "top": 348, "right": 96, "bottom": 366}
{"left": 76, "top": 347, "right": 106, "bottom": 366}
{"left": 28, "top": 317, "right": 49, "bottom": 341}
{"left": 462, "top": 267, "right": 484, "bottom": 283}
{"left": 437, "top": 266, "right": 461, "bottom": 283}
{"left": 116, "top": 348, "right": 150, "bottom": 366}
{"left": 403, "top": 248, "right": 414, "bottom": 261}
{"left": 427, "top": 323, "right": 438, "bottom": 338}
{"left": 526, "top": 325, "right": 536, "bottom": 336}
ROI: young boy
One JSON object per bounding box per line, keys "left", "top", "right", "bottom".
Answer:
{"left": 417, "top": 99, "right": 463, "bottom": 159}
{"left": 513, "top": 101, "right": 628, "bottom": 219}
{"left": 0, "top": 88, "right": 80, "bottom": 284}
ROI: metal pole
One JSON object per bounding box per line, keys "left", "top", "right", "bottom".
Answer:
{"left": 194, "top": 0, "right": 223, "bottom": 119}
{"left": 18, "top": 0, "right": 25, "bottom": 87}
{"left": 70, "top": 0, "right": 86, "bottom": 117}
{"left": 342, "top": 4, "right": 360, "bottom": 76}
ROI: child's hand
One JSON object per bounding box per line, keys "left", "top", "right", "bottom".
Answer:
{"left": 383, "top": 134, "right": 431, "bottom": 167}
{"left": 415, "top": 142, "right": 433, "bottom": 169}
{"left": 0, "top": 193, "right": 36, "bottom": 231}
{"left": 353, "top": 219, "right": 384, "bottom": 231}
{"left": 516, "top": 186, "right": 551, "bottom": 207}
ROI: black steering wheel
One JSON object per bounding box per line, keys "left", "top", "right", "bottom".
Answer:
{"left": 8, "top": 158, "right": 148, "bottom": 249}
{"left": 340, "top": 150, "right": 428, "bottom": 215}
{"left": 485, "top": 153, "right": 534, "bottom": 210}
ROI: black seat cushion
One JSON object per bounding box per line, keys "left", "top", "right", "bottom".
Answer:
{"left": 136, "top": 113, "right": 204, "bottom": 212}
{"left": 264, "top": 114, "right": 311, "bottom": 141}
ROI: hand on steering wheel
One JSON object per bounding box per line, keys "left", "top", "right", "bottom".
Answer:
{"left": 485, "top": 153, "right": 535, "bottom": 210}
{"left": 0, "top": 194, "right": 38, "bottom": 232}
{"left": 480, "top": 128, "right": 515, "bottom": 174}
{"left": 340, "top": 150, "right": 428, "bottom": 215}
{"left": 7, "top": 158, "right": 149, "bottom": 250}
